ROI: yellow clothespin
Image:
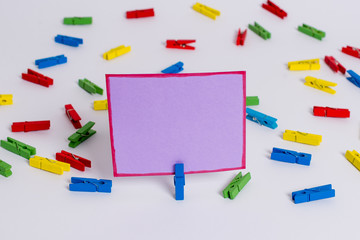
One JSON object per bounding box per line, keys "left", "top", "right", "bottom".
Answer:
{"left": 94, "top": 100, "right": 108, "bottom": 110}
{"left": 29, "top": 156, "right": 70, "bottom": 175}
{"left": 345, "top": 150, "right": 360, "bottom": 171}
{"left": 304, "top": 76, "right": 336, "bottom": 94}
{"left": 0, "top": 94, "right": 13, "bottom": 105}
{"left": 283, "top": 130, "right": 322, "bottom": 146}
{"left": 288, "top": 58, "right": 320, "bottom": 71}
{"left": 103, "top": 45, "right": 131, "bottom": 60}
{"left": 192, "top": 2, "right": 220, "bottom": 20}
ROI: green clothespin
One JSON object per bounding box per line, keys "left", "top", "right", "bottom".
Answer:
{"left": 63, "top": 17, "right": 92, "bottom": 25}
{"left": 0, "top": 160, "right": 12, "bottom": 177}
{"left": 68, "top": 121, "right": 96, "bottom": 148}
{"left": 248, "top": 22, "right": 271, "bottom": 40}
{"left": 298, "top": 24, "right": 325, "bottom": 40}
{"left": 0, "top": 137, "right": 36, "bottom": 159}
{"left": 78, "top": 79, "right": 103, "bottom": 95}
{"left": 223, "top": 172, "right": 251, "bottom": 200}
{"left": 246, "top": 96, "right": 259, "bottom": 106}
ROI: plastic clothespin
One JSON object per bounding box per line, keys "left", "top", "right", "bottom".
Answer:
{"left": 271, "top": 147, "right": 311, "bottom": 166}
{"left": 246, "top": 96, "right": 259, "bottom": 106}
{"left": 262, "top": 0, "right": 287, "bottom": 19}
{"left": 56, "top": 150, "right": 91, "bottom": 171}
{"left": 166, "top": 40, "right": 196, "bottom": 50}
{"left": 103, "top": 45, "right": 131, "bottom": 60}
{"left": 21, "top": 69, "right": 53, "bottom": 87}
{"left": 192, "top": 2, "right": 220, "bottom": 20}
{"left": 248, "top": 22, "right": 271, "bottom": 40}
{"left": 236, "top": 28, "right": 247, "bottom": 46}
{"left": 63, "top": 17, "right": 92, "bottom": 25}
{"left": 68, "top": 121, "right": 96, "bottom": 148}
{"left": 29, "top": 156, "right": 70, "bottom": 175}
{"left": 341, "top": 46, "right": 360, "bottom": 59}
{"left": 246, "top": 108, "right": 277, "bottom": 129}
{"left": 174, "top": 163, "right": 185, "bottom": 200}
{"left": 346, "top": 70, "right": 360, "bottom": 88}
{"left": 126, "top": 8, "right": 155, "bottom": 18}
{"left": 11, "top": 120, "right": 50, "bottom": 132}
{"left": 324, "top": 56, "right": 346, "bottom": 74}
{"left": 283, "top": 130, "right": 322, "bottom": 146}
{"left": 78, "top": 79, "right": 103, "bottom": 95}
{"left": 0, "top": 95, "right": 13, "bottom": 105}
{"left": 298, "top": 24, "right": 325, "bottom": 40}
{"left": 304, "top": 76, "right": 337, "bottom": 94}
{"left": 69, "top": 177, "right": 112, "bottom": 193}
{"left": 0, "top": 137, "right": 36, "bottom": 159}
{"left": 288, "top": 58, "right": 320, "bottom": 71}
{"left": 55, "top": 35, "right": 83, "bottom": 47}
{"left": 223, "top": 172, "right": 251, "bottom": 200}
{"left": 292, "top": 184, "right": 335, "bottom": 204}
{"left": 94, "top": 100, "right": 108, "bottom": 110}
{"left": 0, "top": 160, "right": 12, "bottom": 177}
{"left": 345, "top": 150, "right": 360, "bottom": 171}
{"left": 65, "top": 104, "right": 82, "bottom": 129}
{"left": 161, "top": 61, "right": 184, "bottom": 74}
{"left": 35, "top": 55, "right": 67, "bottom": 69}
{"left": 313, "top": 106, "right": 350, "bottom": 118}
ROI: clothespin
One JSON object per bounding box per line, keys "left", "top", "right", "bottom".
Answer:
{"left": 94, "top": 100, "right": 108, "bottom": 110}
{"left": 65, "top": 104, "right": 82, "bottom": 129}
{"left": 174, "top": 163, "right": 185, "bottom": 200}
{"left": 341, "top": 46, "right": 360, "bottom": 59}
{"left": 56, "top": 150, "right": 91, "bottom": 171}
{"left": 55, "top": 35, "right": 83, "bottom": 47}
{"left": 271, "top": 147, "right": 311, "bottom": 166}
{"left": 126, "top": 8, "right": 155, "bottom": 18}
{"left": 236, "top": 28, "right": 247, "bottom": 46}
{"left": 166, "top": 40, "right": 196, "bottom": 50}
{"left": 35, "top": 55, "right": 67, "bottom": 69}
{"left": 0, "top": 160, "right": 12, "bottom": 177}
{"left": 304, "top": 76, "right": 337, "bottom": 94}
{"left": 63, "top": 17, "right": 92, "bottom": 25}
{"left": 161, "top": 61, "right": 184, "bottom": 74}
{"left": 292, "top": 184, "right": 335, "bottom": 204}
{"left": 29, "top": 156, "right": 70, "bottom": 175}
{"left": 0, "top": 94, "right": 13, "bottom": 105}
{"left": 246, "top": 108, "right": 277, "bottom": 129}
{"left": 69, "top": 177, "right": 112, "bottom": 193}
{"left": 192, "top": 2, "right": 220, "bottom": 20}
{"left": 313, "top": 106, "right": 350, "bottom": 118}
{"left": 248, "top": 22, "right": 271, "bottom": 40}
{"left": 346, "top": 70, "right": 360, "bottom": 88}
{"left": 21, "top": 69, "right": 53, "bottom": 87}
{"left": 223, "top": 172, "right": 251, "bottom": 200}
{"left": 103, "top": 45, "right": 131, "bottom": 60}
{"left": 283, "top": 130, "right": 322, "bottom": 146}
{"left": 324, "top": 56, "right": 346, "bottom": 74}
{"left": 0, "top": 137, "right": 36, "bottom": 159}
{"left": 11, "top": 120, "right": 51, "bottom": 132}
{"left": 246, "top": 96, "right": 259, "bottom": 106}
{"left": 78, "top": 79, "right": 103, "bottom": 95}
{"left": 345, "top": 150, "right": 360, "bottom": 171}
{"left": 262, "top": 0, "right": 287, "bottom": 19}
{"left": 288, "top": 58, "right": 320, "bottom": 71}
{"left": 298, "top": 24, "right": 325, "bottom": 40}
{"left": 68, "top": 121, "right": 96, "bottom": 148}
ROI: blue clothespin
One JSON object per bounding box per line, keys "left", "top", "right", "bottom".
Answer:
{"left": 346, "top": 70, "right": 360, "bottom": 88}
{"left": 292, "top": 184, "right": 335, "bottom": 204}
{"left": 35, "top": 55, "right": 67, "bottom": 69}
{"left": 271, "top": 147, "right": 311, "bottom": 166}
{"left": 246, "top": 108, "right": 278, "bottom": 129}
{"left": 55, "top": 35, "right": 83, "bottom": 47}
{"left": 69, "top": 177, "right": 112, "bottom": 193}
{"left": 174, "top": 163, "right": 185, "bottom": 200}
{"left": 161, "top": 61, "right": 184, "bottom": 74}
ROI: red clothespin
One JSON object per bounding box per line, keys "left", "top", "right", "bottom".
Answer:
{"left": 313, "top": 106, "right": 350, "bottom": 118}
{"left": 21, "top": 69, "right": 53, "bottom": 87}
{"left": 262, "top": 0, "right": 287, "bottom": 19}
{"left": 166, "top": 40, "right": 196, "bottom": 50}
{"left": 55, "top": 150, "right": 91, "bottom": 171}
{"left": 11, "top": 120, "right": 50, "bottom": 132}
{"left": 342, "top": 46, "right": 360, "bottom": 59}
{"left": 324, "top": 56, "right": 346, "bottom": 74}
{"left": 65, "top": 104, "right": 82, "bottom": 129}
{"left": 126, "top": 8, "right": 155, "bottom": 18}
{"left": 236, "top": 29, "right": 247, "bottom": 46}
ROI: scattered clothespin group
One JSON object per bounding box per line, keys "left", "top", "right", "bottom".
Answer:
{"left": 0, "top": 160, "right": 12, "bottom": 177}
{"left": 346, "top": 70, "right": 360, "bottom": 88}
{"left": 103, "top": 45, "right": 131, "bottom": 60}
{"left": 63, "top": 17, "right": 92, "bottom": 25}
{"left": 29, "top": 156, "right": 70, "bottom": 175}
{"left": 0, "top": 95, "right": 13, "bottom": 105}
{"left": 246, "top": 108, "right": 277, "bottom": 129}
{"left": 223, "top": 172, "right": 251, "bottom": 200}
{"left": 65, "top": 104, "right": 82, "bottom": 129}
{"left": 283, "top": 130, "right": 322, "bottom": 146}
{"left": 126, "top": 8, "right": 155, "bottom": 19}
{"left": 236, "top": 29, "right": 247, "bottom": 46}
{"left": 248, "top": 22, "right": 271, "bottom": 40}
{"left": 324, "top": 56, "right": 346, "bottom": 74}
{"left": 304, "top": 76, "right": 337, "bottom": 94}
{"left": 22, "top": 69, "right": 53, "bottom": 87}
{"left": 174, "top": 163, "right": 185, "bottom": 200}
{"left": 11, "top": 120, "right": 50, "bottom": 132}
{"left": 298, "top": 24, "right": 325, "bottom": 40}
{"left": 246, "top": 96, "right": 259, "bottom": 106}
{"left": 345, "top": 150, "right": 360, "bottom": 171}
{"left": 292, "top": 184, "right": 335, "bottom": 204}
{"left": 262, "top": 0, "right": 287, "bottom": 19}
{"left": 1, "top": 137, "right": 36, "bottom": 159}
{"left": 271, "top": 147, "right": 311, "bottom": 166}
{"left": 342, "top": 46, "right": 360, "bottom": 59}
{"left": 55, "top": 35, "right": 83, "bottom": 47}
{"left": 78, "top": 79, "right": 103, "bottom": 95}
{"left": 161, "top": 61, "right": 184, "bottom": 74}
{"left": 93, "top": 100, "right": 108, "bottom": 110}
{"left": 288, "top": 58, "right": 320, "bottom": 71}
{"left": 313, "top": 106, "right": 350, "bottom": 118}
{"left": 192, "top": 2, "right": 220, "bottom": 20}
{"left": 69, "top": 177, "right": 112, "bottom": 193}
{"left": 166, "top": 40, "right": 196, "bottom": 50}
{"left": 68, "top": 121, "right": 96, "bottom": 148}
{"left": 35, "top": 55, "right": 67, "bottom": 69}
{"left": 56, "top": 150, "right": 91, "bottom": 171}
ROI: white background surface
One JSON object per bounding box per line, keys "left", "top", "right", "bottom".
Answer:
{"left": 1, "top": 0, "right": 360, "bottom": 239}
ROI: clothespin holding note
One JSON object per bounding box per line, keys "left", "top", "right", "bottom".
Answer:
{"left": 246, "top": 108, "right": 277, "bottom": 129}
{"left": 223, "top": 172, "right": 251, "bottom": 200}
{"left": 262, "top": 0, "right": 287, "bottom": 19}
{"left": 0, "top": 137, "right": 36, "bottom": 159}
{"left": 345, "top": 150, "right": 360, "bottom": 171}
{"left": 248, "top": 22, "right": 271, "bottom": 40}
{"left": 0, "top": 95, "right": 13, "bottom": 105}
{"left": 236, "top": 28, "right": 247, "bottom": 46}
{"left": 298, "top": 24, "right": 325, "bottom": 40}
{"left": 29, "top": 156, "right": 70, "bottom": 175}
{"left": 68, "top": 121, "right": 96, "bottom": 148}
{"left": 324, "top": 56, "right": 346, "bottom": 74}
{"left": 78, "top": 79, "right": 103, "bottom": 95}
{"left": 103, "top": 45, "right": 131, "bottom": 60}
{"left": 174, "top": 163, "right": 185, "bottom": 200}
{"left": 304, "top": 76, "right": 337, "bottom": 94}
{"left": 346, "top": 70, "right": 360, "bottom": 88}
{"left": 283, "top": 130, "right": 322, "bottom": 146}
{"left": 192, "top": 2, "right": 220, "bottom": 20}
{"left": 0, "top": 160, "right": 12, "bottom": 177}
{"left": 288, "top": 59, "right": 320, "bottom": 71}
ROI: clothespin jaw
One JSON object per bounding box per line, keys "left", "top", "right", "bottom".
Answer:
{"left": 68, "top": 121, "right": 96, "bottom": 148}
{"left": 63, "top": 17, "right": 92, "bottom": 25}
{"left": 94, "top": 100, "right": 108, "bottom": 110}
{"left": 236, "top": 28, "right": 247, "bottom": 46}
{"left": 166, "top": 40, "right": 196, "bottom": 50}
{"left": 292, "top": 184, "right": 335, "bottom": 204}
{"left": 29, "top": 156, "right": 70, "bottom": 175}
{"left": 324, "top": 56, "right": 346, "bottom": 74}
{"left": 342, "top": 46, "right": 360, "bottom": 59}
{"left": 304, "top": 76, "right": 337, "bottom": 94}
{"left": 0, "top": 137, "right": 36, "bottom": 159}
{"left": 246, "top": 108, "right": 278, "bottom": 129}
{"left": 11, "top": 120, "right": 51, "bottom": 132}
{"left": 346, "top": 70, "right": 360, "bottom": 88}
{"left": 288, "top": 59, "right": 320, "bottom": 71}
{"left": 35, "top": 55, "right": 67, "bottom": 69}
{"left": 283, "top": 130, "right": 322, "bottom": 146}
{"left": 271, "top": 147, "right": 311, "bottom": 166}
{"left": 313, "top": 106, "right": 350, "bottom": 118}
{"left": 65, "top": 104, "right": 82, "bottom": 129}
{"left": 0, "top": 94, "right": 13, "bottom": 105}
{"left": 161, "top": 61, "right": 184, "bottom": 74}
{"left": 223, "top": 172, "right": 251, "bottom": 200}
{"left": 248, "top": 22, "right": 271, "bottom": 40}
{"left": 345, "top": 150, "right": 360, "bottom": 171}
{"left": 126, "top": 8, "right": 155, "bottom": 18}
{"left": 262, "top": 0, "right": 287, "bottom": 19}
{"left": 0, "top": 160, "right": 12, "bottom": 177}
{"left": 103, "top": 45, "right": 131, "bottom": 60}
{"left": 246, "top": 96, "right": 259, "bottom": 106}
{"left": 55, "top": 35, "right": 83, "bottom": 47}
{"left": 298, "top": 24, "right": 325, "bottom": 40}
{"left": 78, "top": 79, "right": 103, "bottom": 95}
{"left": 174, "top": 163, "right": 185, "bottom": 200}
{"left": 21, "top": 69, "right": 53, "bottom": 87}
{"left": 69, "top": 177, "right": 112, "bottom": 193}
{"left": 192, "top": 2, "right": 220, "bottom": 20}
{"left": 56, "top": 150, "right": 91, "bottom": 171}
